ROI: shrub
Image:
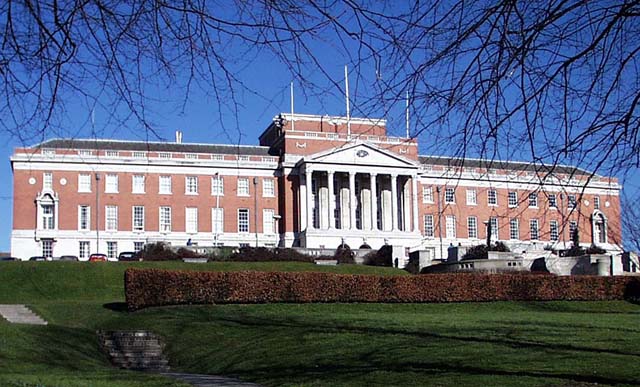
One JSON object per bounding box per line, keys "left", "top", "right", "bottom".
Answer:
{"left": 227, "top": 247, "right": 315, "bottom": 263}
{"left": 137, "top": 242, "right": 179, "bottom": 261}
{"left": 462, "top": 245, "right": 488, "bottom": 260}
{"left": 176, "top": 247, "right": 206, "bottom": 259}
{"left": 125, "top": 268, "right": 640, "bottom": 311}
{"left": 334, "top": 245, "right": 355, "bottom": 264}
{"left": 363, "top": 245, "right": 392, "bottom": 266}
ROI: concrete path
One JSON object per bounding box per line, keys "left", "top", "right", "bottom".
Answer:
{"left": 162, "top": 372, "right": 262, "bottom": 387}
{"left": 0, "top": 304, "right": 47, "bottom": 325}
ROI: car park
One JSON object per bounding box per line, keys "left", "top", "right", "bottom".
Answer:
{"left": 117, "top": 251, "right": 139, "bottom": 262}
{"left": 0, "top": 257, "right": 19, "bottom": 261}
{"left": 88, "top": 253, "right": 107, "bottom": 262}
{"left": 29, "top": 256, "right": 47, "bottom": 261}
{"left": 59, "top": 255, "right": 79, "bottom": 261}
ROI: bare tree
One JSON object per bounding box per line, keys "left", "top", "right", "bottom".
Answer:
{"left": 2, "top": 0, "right": 639, "bottom": 179}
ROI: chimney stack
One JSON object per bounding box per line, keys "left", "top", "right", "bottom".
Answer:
{"left": 175, "top": 130, "right": 183, "bottom": 143}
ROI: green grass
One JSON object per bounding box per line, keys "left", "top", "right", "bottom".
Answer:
{"left": 1, "top": 261, "right": 639, "bottom": 386}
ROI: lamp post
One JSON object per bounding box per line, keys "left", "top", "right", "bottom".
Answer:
{"left": 214, "top": 172, "right": 220, "bottom": 247}
{"left": 484, "top": 220, "right": 491, "bottom": 247}
{"left": 95, "top": 173, "right": 101, "bottom": 254}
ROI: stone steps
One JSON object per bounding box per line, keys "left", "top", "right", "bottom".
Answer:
{"left": 98, "top": 330, "right": 170, "bottom": 372}
{"left": 0, "top": 304, "right": 48, "bottom": 325}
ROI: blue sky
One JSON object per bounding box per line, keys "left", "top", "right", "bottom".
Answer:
{"left": 2, "top": 2, "right": 638, "bottom": 252}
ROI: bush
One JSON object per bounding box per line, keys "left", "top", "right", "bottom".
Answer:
{"left": 334, "top": 245, "right": 355, "bottom": 264}
{"left": 125, "top": 268, "right": 640, "bottom": 311}
{"left": 586, "top": 244, "right": 607, "bottom": 255}
{"left": 137, "top": 242, "right": 179, "bottom": 261}
{"left": 462, "top": 242, "right": 511, "bottom": 260}
{"left": 227, "top": 247, "right": 315, "bottom": 263}
{"left": 363, "top": 245, "right": 392, "bottom": 266}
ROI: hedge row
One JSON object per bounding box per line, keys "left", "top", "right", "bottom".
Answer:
{"left": 124, "top": 269, "right": 640, "bottom": 311}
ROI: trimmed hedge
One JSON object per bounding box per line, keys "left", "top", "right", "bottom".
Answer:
{"left": 124, "top": 269, "right": 640, "bottom": 311}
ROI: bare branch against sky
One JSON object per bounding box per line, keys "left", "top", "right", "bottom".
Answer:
{"left": 1, "top": 0, "right": 639, "bottom": 177}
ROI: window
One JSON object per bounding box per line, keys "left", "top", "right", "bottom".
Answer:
{"left": 238, "top": 209, "right": 249, "bottom": 233}
{"left": 107, "top": 241, "right": 117, "bottom": 260}
{"left": 237, "top": 178, "right": 250, "bottom": 196}
{"left": 530, "top": 219, "right": 539, "bottom": 240}
{"left": 424, "top": 215, "right": 434, "bottom": 238}
{"left": 422, "top": 186, "right": 434, "bottom": 204}
{"left": 528, "top": 192, "right": 538, "bottom": 207}
{"left": 212, "top": 208, "right": 224, "bottom": 234}
{"left": 79, "top": 241, "right": 90, "bottom": 260}
{"left": 105, "top": 205, "right": 118, "bottom": 231}
{"left": 487, "top": 190, "right": 497, "bottom": 206}
{"left": 445, "top": 188, "right": 455, "bottom": 203}
{"left": 490, "top": 217, "right": 499, "bottom": 240}
{"left": 134, "top": 242, "right": 144, "bottom": 252}
{"left": 43, "top": 172, "right": 53, "bottom": 190}
{"left": 569, "top": 221, "right": 578, "bottom": 241}
{"left": 550, "top": 220, "right": 559, "bottom": 241}
{"left": 568, "top": 195, "right": 577, "bottom": 209}
{"left": 42, "top": 204, "right": 55, "bottom": 230}
{"left": 594, "top": 196, "right": 600, "bottom": 210}
{"left": 78, "top": 205, "right": 90, "bottom": 231}
{"left": 42, "top": 240, "right": 53, "bottom": 259}
{"left": 186, "top": 207, "right": 198, "bottom": 234}
{"left": 132, "top": 175, "right": 145, "bottom": 194}
{"left": 159, "top": 176, "right": 172, "bottom": 194}
{"left": 211, "top": 176, "right": 224, "bottom": 196}
{"left": 445, "top": 216, "right": 456, "bottom": 238}
{"left": 185, "top": 176, "right": 198, "bottom": 195}
{"left": 548, "top": 194, "right": 557, "bottom": 208}
{"left": 510, "top": 219, "right": 519, "bottom": 240}
{"left": 263, "top": 179, "right": 275, "bottom": 197}
{"left": 466, "top": 189, "right": 477, "bottom": 205}
{"left": 132, "top": 206, "right": 144, "bottom": 232}
{"left": 159, "top": 207, "right": 172, "bottom": 232}
{"left": 263, "top": 209, "right": 275, "bottom": 234}
{"left": 467, "top": 216, "right": 478, "bottom": 239}
{"left": 105, "top": 174, "right": 118, "bottom": 193}
{"left": 78, "top": 174, "right": 91, "bottom": 193}
{"left": 508, "top": 192, "right": 518, "bottom": 207}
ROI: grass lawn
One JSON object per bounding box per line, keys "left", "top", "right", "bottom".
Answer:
{"left": 1, "top": 261, "right": 639, "bottom": 386}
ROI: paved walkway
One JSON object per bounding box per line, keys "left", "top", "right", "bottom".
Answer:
{"left": 0, "top": 304, "right": 47, "bottom": 325}
{"left": 162, "top": 372, "right": 262, "bottom": 387}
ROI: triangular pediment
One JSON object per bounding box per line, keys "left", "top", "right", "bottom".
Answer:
{"left": 305, "top": 142, "right": 418, "bottom": 169}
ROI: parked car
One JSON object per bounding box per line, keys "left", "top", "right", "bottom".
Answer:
{"left": 0, "top": 257, "right": 19, "bottom": 261}
{"left": 88, "top": 253, "right": 108, "bottom": 262}
{"left": 117, "top": 251, "right": 139, "bottom": 262}
{"left": 59, "top": 255, "right": 79, "bottom": 261}
{"left": 29, "top": 256, "right": 47, "bottom": 261}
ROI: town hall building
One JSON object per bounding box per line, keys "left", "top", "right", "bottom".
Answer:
{"left": 10, "top": 113, "right": 622, "bottom": 262}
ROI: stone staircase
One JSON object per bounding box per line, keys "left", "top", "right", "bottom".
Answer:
{"left": 0, "top": 304, "right": 48, "bottom": 325}
{"left": 98, "top": 330, "right": 170, "bottom": 372}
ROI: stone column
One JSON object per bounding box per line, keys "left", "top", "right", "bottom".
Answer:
{"left": 370, "top": 173, "right": 378, "bottom": 230}
{"left": 391, "top": 174, "right": 398, "bottom": 231}
{"left": 412, "top": 175, "right": 420, "bottom": 232}
{"left": 306, "top": 168, "right": 313, "bottom": 230}
{"left": 328, "top": 171, "right": 335, "bottom": 229}
{"left": 349, "top": 171, "right": 357, "bottom": 230}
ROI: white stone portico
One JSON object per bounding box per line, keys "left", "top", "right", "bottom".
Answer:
{"left": 297, "top": 142, "right": 422, "bottom": 250}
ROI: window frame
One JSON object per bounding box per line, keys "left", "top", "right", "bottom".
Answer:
{"left": 466, "top": 189, "right": 477, "bottom": 205}
{"left": 159, "top": 175, "right": 172, "bottom": 194}
{"left": 262, "top": 179, "right": 275, "bottom": 198}
{"left": 132, "top": 175, "right": 145, "bottom": 194}
{"left": 132, "top": 205, "right": 145, "bottom": 232}
{"left": 509, "top": 218, "right": 519, "bottom": 240}
{"left": 422, "top": 186, "right": 434, "bottom": 204}
{"left": 445, "top": 215, "right": 456, "bottom": 238}
{"left": 78, "top": 174, "right": 91, "bottom": 193}
{"left": 530, "top": 219, "right": 539, "bottom": 240}
{"left": 467, "top": 216, "right": 478, "bottom": 239}
{"left": 238, "top": 208, "right": 250, "bottom": 233}
{"left": 185, "top": 207, "right": 198, "bottom": 234}
{"left": 211, "top": 176, "right": 224, "bottom": 196}
{"left": 423, "top": 214, "right": 434, "bottom": 238}
{"left": 159, "top": 206, "right": 172, "bottom": 233}
{"left": 185, "top": 176, "right": 199, "bottom": 195}
{"left": 237, "top": 178, "right": 250, "bottom": 197}
{"left": 528, "top": 192, "right": 538, "bottom": 208}
{"left": 445, "top": 188, "right": 455, "bottom": 204}
{"left": 105, "top": 174, "right": 119, "bottom": 193}
{"left": 105, "top": 205, "right": 118, "bottom": 231}
{"left": 78, "top": 205, "right": 90, "bottom": 231}
{"left": 487, "top": 189, "right": 498, "bottom": 206}
{"left": 508, "top": 191, "right": 518, "bottom": 207}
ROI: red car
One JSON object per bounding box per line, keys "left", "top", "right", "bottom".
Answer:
{"left": 88, "top": 253, "right": 108, "bottom": 262}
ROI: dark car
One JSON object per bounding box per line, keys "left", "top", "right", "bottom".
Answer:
{"left": 59, "top": 255, "right": 79, "bottom": 261}
{"left": 117, "top": 251, "right": 139, "bottom": 262}
{"left": 0, "top": 257, "right": 19, "bottom": 261}
{"left": 88, "top": 253, "right": 107, "bottom": 262}
{"left": 29, "top": 256, "right": 47, "bottom": 261}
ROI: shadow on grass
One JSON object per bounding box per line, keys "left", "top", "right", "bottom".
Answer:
{"left": 103, "top": 302, "right": 128, "bottom": 313}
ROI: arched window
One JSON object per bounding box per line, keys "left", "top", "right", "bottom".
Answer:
{"left": 36, "top": 192, "right": 59, "bottom": 231}
{"left": 591, "top": 211, "right": 607, "bottom": 245}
